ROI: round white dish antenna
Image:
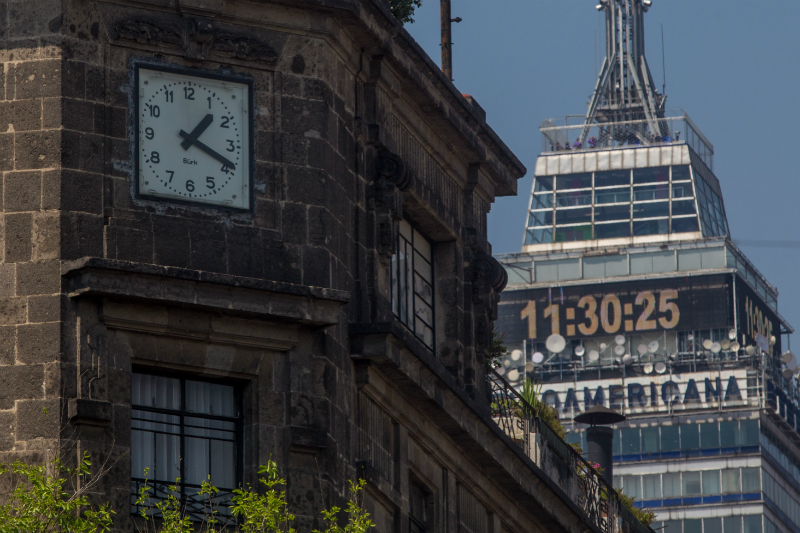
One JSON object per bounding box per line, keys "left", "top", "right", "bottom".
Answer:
{"left": 746, "top": 345, "right": 756, "bottom": 356}
{"left": 720, "top": 339, "right": 731, "bottom": 350}
{"left": 644, "top": 363, "right": 654, "bottom": 374}
{"left": 588, "top": 350, "right": 600, "bottom": 362}
{"left": 615, "top": 335, "right": 626, "bottom": 345}
{"left": 710, "top": 342, "right": 721, "bottom": 354}
{"left": 507, "top": 369, "right": 519, "bottom": 381}
{"left": 575, "top": 346, "right": 586, "bottom": 357}
{"left": 730, "top": 341, "right": 741, "bottom": 351}
{"left": 637, "top": 344, "right": 648, "bottom": 355}
{"left": 622, "top": 354, "right": 633, "bottom": 365}
{"left": 648, "top": 341, "right": 659, "bottom": 353}
{"left": 728, "top": 329, "right": 737, "bottom": 340}
{"left": 511, "top": 349, "right": 522, "bottom": 361}
{"left": 655, "top": 362, "right": 667, "bottom": 374}
{"left": 614, "top": 345, "right": 626, "bottom": 356}
{"left": 600, "top": 343, "right": 607, "bottom": 351}
{"left": 546, "top": 334, "right": 567, "bottom": 353}
{"left": 532, "top": 352, "right": 545, "bottom": 364}
{"left": 703, "top": 339, "right": 713, "bottom": 350}
{"left": 525, "top": 362, "right": 534, "bottom": 372}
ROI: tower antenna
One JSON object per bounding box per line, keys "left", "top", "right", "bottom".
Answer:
{"left": 661, "top": 23, "right": 666, "bottom": 95}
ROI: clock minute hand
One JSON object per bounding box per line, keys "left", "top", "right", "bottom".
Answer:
{"left": 180, "top": 114, "right": 214, "bottom": 150}
{"left": 178, "top": 130, "right": 237, "bottom": 170}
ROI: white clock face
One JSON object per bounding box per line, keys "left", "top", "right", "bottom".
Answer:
{"left": 137, "top": 66, "right": 251, "bottom": 210}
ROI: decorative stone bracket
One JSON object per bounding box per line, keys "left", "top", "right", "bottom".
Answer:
{"left": 471, "top": 250, "right": 508, "bottom": 351}
{"left": 373, "top": 148, "right": 410, "bottom": 260}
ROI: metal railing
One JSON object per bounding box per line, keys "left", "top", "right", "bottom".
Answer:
{"left": 540, "top": 109, "right": 713, "bottom": 170}
{"left": 130, "top": 479, "right": 236, "bottom": 524}
{"left": 488, "top": 369, "right": 653, "bottom": 533}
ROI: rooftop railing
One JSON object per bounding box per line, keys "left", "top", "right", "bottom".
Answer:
{"left": 487, "top": 369, "right": 653, "bottom": 533}
{"left": 540, "top": 109, "right": 714, "bottom": 170}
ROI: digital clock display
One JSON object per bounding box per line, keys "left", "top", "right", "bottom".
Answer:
{"left": 498, "top": 274, "right": 733, "bottom": 343}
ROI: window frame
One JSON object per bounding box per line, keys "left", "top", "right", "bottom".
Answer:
{"left": 130, "top": 369, "right": 245, "bottom": 519}
{"left": 391, "top": 220, "right": 435, "bottom": 350}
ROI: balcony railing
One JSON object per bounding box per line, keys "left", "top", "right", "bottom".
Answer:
{"left": 487, "top": 369, "right": 652, "bottom": 533}
{"left": 540, "top": 110, "right": 713, "bottom": 171}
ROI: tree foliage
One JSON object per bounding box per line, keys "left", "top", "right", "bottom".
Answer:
{"left": 0, "top": 452, "right": 114, "bottom": 533}
{"left": 390, "top": 0, "right": 422, "bottom": 24}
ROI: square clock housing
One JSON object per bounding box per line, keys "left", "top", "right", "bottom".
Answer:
{"left": 135, "top": 64, "right": 254, "bottom": 211}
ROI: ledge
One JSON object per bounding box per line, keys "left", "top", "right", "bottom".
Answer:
{"left": 63, "top": 258, "right": 349, "bottom": 327}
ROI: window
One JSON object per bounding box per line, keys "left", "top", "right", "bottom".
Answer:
{"left": 642, "top": 474, "right": 661, "bottom": 500}
{"left": 131, "top": 372, "right": 241, "bottom": 518}
{"left": 722, "top": 469, "right": 740, "bottom": 494}
{"left": 683, "top": 471, "right": 701, "bottom": 496}
{"left": 741, "top": 467, "right": 760, "bottom": 492}
{"left": 392, "top": 220, "right": 434, "bottom": 349}
{"left": 663, "top": 473, "right": 681, "bottom": 498}
{"left": 409, "top": 482, "right": 431, "bottom": 533}
{"left": 701, "top": 470, "right": 720, "bottom": 495}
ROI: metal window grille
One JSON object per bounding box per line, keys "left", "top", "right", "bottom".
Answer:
{"left": 130, "top": 372, "right": 243, "bottom": 522}
{"left": 409, "top": 483, "right": 429, "bottom": 533}
{"left": 391, "top": 219, "right": 435, "bottom": 350}
{"left": 457, "top": 484, "right": 488, "bottom": 533}
{"left": 357, "top": 392, "right": 395, "bottom": 484}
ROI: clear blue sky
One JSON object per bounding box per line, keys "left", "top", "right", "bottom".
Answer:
{"left": 406, "top": 0, "right": 800, "bottom": 344}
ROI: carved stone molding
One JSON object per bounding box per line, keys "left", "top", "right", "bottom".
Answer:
{"left": 471, "top": 251, "right": 507, "bottom": 305}
{"left": 373, "top": 148, "right": 408, "bottom": 260}
{"left": 113, "top": 16, "right": 278, "bottom": 65}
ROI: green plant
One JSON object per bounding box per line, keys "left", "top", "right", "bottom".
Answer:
{"left": 615, "top": 490, "right": 656, "bottom": 526}
{"left": 390, "top": 0, "right": 422, "bottom": 24}
{"left": 0, "top": 452, "right": 115, "bottom": 533}
{"left": 488, "top": 326, "right": 508, "bottom": 371}
{"left": 314, "top": 479, "right": 374, "bottom": 533}
{"left": 518, "top": 378, "right": 567, "bottom": 441}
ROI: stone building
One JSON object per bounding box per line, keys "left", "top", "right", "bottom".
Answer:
{"left": 0, "top": 0, "right": 648, "bottom": 532}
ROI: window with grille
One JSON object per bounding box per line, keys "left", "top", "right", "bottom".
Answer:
{"left": 130, "top": 372, "right": 242, "bottom": 520}
{"left": 391, "top": 220, "right": 434, "bottom": 349}
{"left": 409, "top": 482, "right": 431, "bottom": 533}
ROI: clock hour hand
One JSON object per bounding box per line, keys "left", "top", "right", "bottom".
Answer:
{"left": 178, "top": 129, "right": 237, "bottom": 170}
{"left": 180, "top": 114, "right": 214, "bottom": 150}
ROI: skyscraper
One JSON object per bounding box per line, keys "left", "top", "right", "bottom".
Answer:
{"left": 494, "top": 2, "right": 796, "bottom": 532}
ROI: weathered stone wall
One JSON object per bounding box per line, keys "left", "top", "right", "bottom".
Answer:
{"left": 0, "top": 1, "right": 623, "bottom": 533}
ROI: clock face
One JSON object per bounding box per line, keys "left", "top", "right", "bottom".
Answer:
{"left": 135, "top": 65, "right": 252, "bottom": 210}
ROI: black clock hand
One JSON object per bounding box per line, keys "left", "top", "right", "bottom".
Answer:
{"left": 180, "top": 114, "right": 214, "bottom": 150}
{"left": 178, "top": 130, "right": 237, "bottom": 170}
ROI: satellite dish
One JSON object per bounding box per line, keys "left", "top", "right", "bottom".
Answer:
{"left": 770, "top": 335, "right": 777, "bottom": 346}
{"left": 588, "top": 350, "right": 600, "bottom": 362}
{"left": 575, "top": 346, "right": 586, "bottom": 357}
{"left": 600, "top": 343, "right": 607, "bottom": 351}
{"left": 687, "top": 334, "right": 694, "bottom": 341}
{"left": 614, "top": 345, "right": 626, "bottom": 356}
{"left": 746, "top": 345, "right": 756, "bottom": 356}
{"left": 637, "top": 344, "right": 649, "bottom": 355}
{"left": 507, "top": 369, "right": 520, "bottom": 381}
{"left": 757, "top": 335, "right": 769, "bottom": 351}
{"left": 783, "top": 368, "right": 794, "bottom": 379}
{"left": 668, "top": 353, "right": 677, "bottom": 360}
{"left": 655, "top": 362, "right": 667, "bottom": 374}
{"left": 496, "top": 366, "right": 506, "bottom": 376}
{"left": 644, "top": 363, "right": 654, "bottom": 374}
{"left": 503, "top": 359, "right": 511, "bottom": 367}
{"left": 648, "top": 341, "right": 659, "bottom": 353}
{"left": 622, "top": 354, "right": 633, "bottom": 365}
{"left": 782, "top": 351, "right": 796, "bottom": 364}
{"left": 703, "top": 339, "right": 713, "bottom": 350}
{"left": 615, "top": 335, "right": 626, "bottom": 345}
{"left": 710, "top": 342, "right": 721, "bottom": 354}
{"left": 730, "top": 341, "right": 741, "bottom": 351}
{"left": 532, "top": 352, "right": 545, "bottom": 364}
{"left": 511, "top": 349, "right": 522, "bottom": 361}
{"left": 728, "top": 329, "right": 737, "bottom": 340}
{"left": 525, "top": 362, "right": 534, "bottom": 372}
{"left": 721, "top": 339, "right": 731, "bottom": 350}
{"left": 546, "top": 334, "right": 567, "bottom": 353}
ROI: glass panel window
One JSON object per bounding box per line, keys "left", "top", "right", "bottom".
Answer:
{"left": 700, "top": 422, "right": 719, "bottom": 448}
{"left": 641, "top": 427, "right": 659, "bottom": 453}
{"left": 739, "top": 420, "right": 759, "bottom": 446}
{"left": 633, "top": 201, "right": 669, "bottom": 219}
{"left": 621, "top": 428, "right": 640, "bottom": 454}
{"left": 681, "top": 424, "right": 699, "bottom": 449}
{"left": 672, "top": 165, "right": 691, "bottom": 182}
{"left": 534, "top": 176, "right": 554, "bottom": 192}
{"left": 663, "top": 520, "right": 682, "bottom": 533}
{"left": 556, "top": 173, "right": 592, "bottom": 190}
{"left": 743, "top": 515, "right": 762, "bottom": 533}
{"left": 672, "top": 217, "right": 699, "bottom": 233}
{"left": 741, "top": 467, "right": 760, "bottom": 492}
{"left": 595, "top": 169, "right": 631, "bottom": 188}
{"left": 595, "top": 188, "right": 630, "bottom": 205}
{"left": 642, "top": 474, "right": 661, "bottom": 500}
{"left": 392, "top": 220, "right": 434, "bottom": 350}
{"left": 633, "top": 166, "right": 669, "bottom": 184}
{"left": 595, "top": 204, "right": 630, "bottom": 222}
{"left": 634, "top": 184, "right": 670, "bottom": 201}
{"left": 525, "top": 228, "right": 553, "bottom": 245}
{"left": 704, "top": 517, "right": 722, "bottom": 533}
{"left": 623, "top": 475, "right": 641, "bottom": 499}
{"left": 595, "top": 222, "right": 631, "bottom": 239}
{"left": 556, "top": 191, "right": 592, "bottom": 207}
{"left": 684, "top": 519, "right": 702, "bottom": 533}
{"left": 702, "top": 470, "right": 720, "bottom": 495}
{"left": 532, "top": 193, "right": 553, "bottom": 210}
{"left": 721, "top": 469, "right": 740, "bottom": 493}
{"left": 672, "top": 200, "right": 697, "bottom": 216}
{"left": 672, "top": 183, "right": 693, "bottom": 199}
{"left": 409, "top": 483, "right": 430, "bottom": 533}
{"left": 633, "top": 219, "right": 668, "bottom": 236}
{"left": 131, "top": 372, "right": 241, "bottom": 519}
{"left": 724, "top": 516, "right": 743, "bottom": 533}
{"left": 661, "top": 425, "right": 679, "bottom": 451}
{"left": 555, "top": 207, "right": 591, "bottom": 225}
{"left": 663, "top": 473, "right": 681, "bottom": 498}
{"left": 719, "top": 421, "right": 739, "bottom": 447}
{"left": 555, "top": 225, "right": 593, "bottom": 243}
{"left": 683, "top": 471, "right": 701, "bottom": 496}
{"left": 528, "top": 210, "right": 554, "bottom": 227}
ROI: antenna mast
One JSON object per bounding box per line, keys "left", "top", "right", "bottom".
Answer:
{"left": 581, "top": 0, "right": 666, "bottom": 144}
